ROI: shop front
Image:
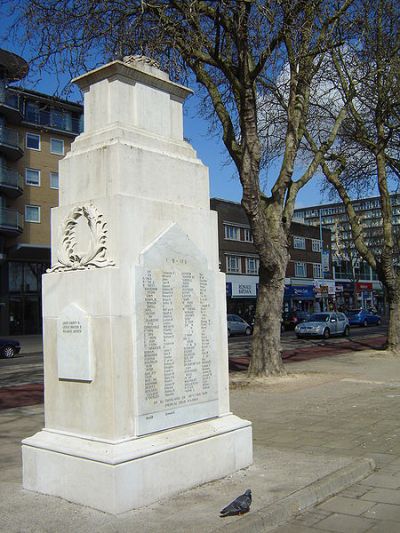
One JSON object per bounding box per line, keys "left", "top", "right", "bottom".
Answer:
{"left": 335, "top": 281, "right": 355, "bottom": 310}
{"left": 314, "top": 279, "right": 336, "bottom": 311}
{"left": 226, "top": 275, "right": 258, "bottom": 323}
{"left": 334, "top": 281, "right": 383, "bottom": 312}
{"left": 355, "top": 282, "right": 374, "bottom": 309}
{"left": 284, "top": 285, "right": 315, "bottom": 313}
{"left": 372, "top": 285, "right": 385, "bottom": 315}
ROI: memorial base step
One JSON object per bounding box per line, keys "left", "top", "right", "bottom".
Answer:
{"left": 22, "top": 414, "right": 252, "bottom": 514}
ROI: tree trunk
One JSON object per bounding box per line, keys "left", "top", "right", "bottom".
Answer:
{"left": 247, "top": 209, "right": 289, "bottom": 377}
{"left": 248, "top": 264, "right": 287, "bottom": 376}
{"left": 385, "top": 282, "right": 400, "bottom": 355}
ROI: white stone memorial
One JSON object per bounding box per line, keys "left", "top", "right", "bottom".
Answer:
{"left": 22, "top": 57, "right": 252, "bottom": 514}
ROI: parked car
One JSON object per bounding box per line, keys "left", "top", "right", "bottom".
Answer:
{"left": 0, "top": 338, "right": 21, "bottom": 359}
{"left": 295, "top": 312, "right": 350, "bottom": 339}
{"left": 227, "top": 314, "right": 252, "bottom": 337}
{"left": 283, "top": 310, "right": 310, "bottom": 330}
{"left": 345, "top": 308, "right": 382, "bottom": 327}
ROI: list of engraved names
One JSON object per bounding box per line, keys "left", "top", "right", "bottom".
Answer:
{"left": 140, "top": 263, "right": 216, "bottom": 420}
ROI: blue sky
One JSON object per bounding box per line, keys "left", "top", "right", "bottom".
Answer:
{"left": 4, "top": 40, "right": 325, "bottom": 208}
{"left": 183, "top": 93, "right": 325, "bottom": 207}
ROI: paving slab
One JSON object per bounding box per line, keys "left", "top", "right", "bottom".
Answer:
{"left": 0, "top": 405, "right": 373, "bottom": 533}
{"left": 313, "top": 512, "right": 374, "bottom": 532}
{"left": 364, "top": 502, "right": 400, "bottom": 521}
{"left": 4, "top": 347, "right": 400, "bottom": 532}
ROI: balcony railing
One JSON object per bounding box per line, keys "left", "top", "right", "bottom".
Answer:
{"left": 0, "top": 207, "right": 23, "bottom": 235}
{"left": 4, "top": 93, "right": 19, "bottom": 110}
{"left": 0, "top": 126, "right": 19, "bottom": 145}
{"left": 0, "top": 166, "right": 23, "bottom": 197}
{"left": 25, "top": 108, "right": 82, "bottom": 134}
{"left": 0, "top": 92, "right": 23, "bottom": 124}
{"left": 0, "top": 126, "right": 23, "bottom": 160}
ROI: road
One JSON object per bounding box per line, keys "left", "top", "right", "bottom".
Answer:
{"left": 0, "top": 324, "right": 387, "bottom": 390}
{"left": 228, "top": 323, "right": 387, "bottom": 361}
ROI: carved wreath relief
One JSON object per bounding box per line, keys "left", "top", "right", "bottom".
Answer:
{"left": 48, "top": 203, "right": 115, "bottom": 272}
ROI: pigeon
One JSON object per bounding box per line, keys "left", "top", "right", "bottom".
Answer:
{"left": 219, "top": 489, "right": 252, "bottom": 517}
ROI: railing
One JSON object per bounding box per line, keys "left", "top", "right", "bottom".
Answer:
{"left": 0, "top": 166, "right": 23, "bottom": 191}
{"left": 0, "top": 126, "right": 20, "bottom": 149}
{"left": 25, "top": 108, "right": 82, "bottom": 134}
{"left": 4, "top": 93, "right": 19, "bottom": 110}
{"left": 0, "top": 207, "right": 23, "bottom": 232}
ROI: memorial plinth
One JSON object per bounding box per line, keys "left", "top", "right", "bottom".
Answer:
{"left": 22, "top": 57, "right": 252, "bottom": 514}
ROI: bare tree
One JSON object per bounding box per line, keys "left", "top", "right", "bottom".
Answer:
{"left": 304, "top": 0, "right": 400, "bottom": 353}
{"left": 2, "top": 0, "right": 353, "bottom": 375}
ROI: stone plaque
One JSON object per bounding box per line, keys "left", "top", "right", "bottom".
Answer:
{"left": 135, "top": 225, "right": 218, "bottom": 435}
{"left": 57, "top": 303, "right": 93, "bottom": 381}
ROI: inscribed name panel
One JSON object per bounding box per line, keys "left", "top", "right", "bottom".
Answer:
{"left": 135, "top": 224, "right": 218, "bottom": 435}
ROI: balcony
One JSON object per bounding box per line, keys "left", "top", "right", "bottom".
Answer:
{"left": 24, "top": 108, "right": 82, "bottom": 135}
{"left": 0, "top": 167, "right": 23, "bottom": 197}
{"left": 0, "top": 92, "right": 22, "bottom": 124}
{"left": 0, "top": 207, "right": 23, "bottom": 236}
{"left": 0, "top": 126, "right": 23, "bottom": 160}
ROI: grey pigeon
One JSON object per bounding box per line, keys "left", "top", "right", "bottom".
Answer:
{"left": 219, "top": 489, "right": 252, "bottom": 517}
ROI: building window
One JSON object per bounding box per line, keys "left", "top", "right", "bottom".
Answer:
{"left": 50, "top": 172, "right": 59, "bottom": 189}
{"left": 295, "top": 262, "right": 307, "bottom": 277}
{"left": 25, "top": 168, "right": 40, "bottom": 186}
{"left": 50, "top": 138, "right": 64, "bottom": 155}
{"left": 312, "top": 239, "right": 322, "bottom": 252}
{"left": 224, "top": 225, "right": 240, "bottom": 240}
{"left": 246, "top": 257, "right": 258, "bottom": 275}
{"left": 25, "top": 205, "right": 40, "bottom": 223}
{"left": 226, "top": 255, "right": 241, "bottom": 273}
{"left": 313, "top": 263, "right": 322, "bottom": 279}
{"left": 293, "top": 236, "right": 306, "bottom": 249}
{"left": 243, "top": 228, "right": 253, "bottom": 242}
{"left": 26, "top": 132, "right": 40, "bottom": 150}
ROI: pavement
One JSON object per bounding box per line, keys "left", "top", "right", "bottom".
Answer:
{"left": 1, "top": 338, "right": 400, "bottom": 531}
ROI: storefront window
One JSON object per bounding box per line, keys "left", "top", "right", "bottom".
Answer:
{"left": 9, "top": 262, "right": 23, "bottom": 292}
{"left": 8, "top": 261, "right": 48, "bottom": 334}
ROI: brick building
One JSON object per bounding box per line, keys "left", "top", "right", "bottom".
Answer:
{"left": 210, "top": 198, "right": 333, "bottom": 321}
{"left": 0, "top": 50, "right": 83, "bottom": 334}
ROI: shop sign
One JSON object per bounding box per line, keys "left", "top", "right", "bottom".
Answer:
{"left": 314, "top": 279, "right": 336, "bottom": 295}
{"left": 237, "top": 284, "right": 254, "bottom": 296}
{"left": 231, "top": 280, "right": 258, "bottom": 298}
{"left": 322, "top": 250, "right": 330, "bottom": 276}
{"left": 341, "top": 282, "right": 354, "bottom": 291}
{"left": 285, "top": 286, "right": 315, "bottom": 298}
{"left": 356, "top": 282, "right": 373, "bottom": 292}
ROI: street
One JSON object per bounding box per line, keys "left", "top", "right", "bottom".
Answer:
{"left": 0, "top": 324, "right": 387, "bottom": 392}
{"left": 228, "top": 323, "right": 387, "bottom": 361}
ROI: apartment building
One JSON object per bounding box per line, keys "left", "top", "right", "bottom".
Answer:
{"left": 0, "top": 50, "right": 83, "bottom": 334}
{"left": 293, "top": 195, "right": 396, "bottom": 312}
{"left": 210, "top": 198, "right": 333, "bottom": 322}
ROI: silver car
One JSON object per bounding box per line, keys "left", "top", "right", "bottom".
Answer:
{"left": 295, "top": 312, "right": 350, "bottom": 339}
{"left": 227, "top": 314, "right": 252, "bottom": 337}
